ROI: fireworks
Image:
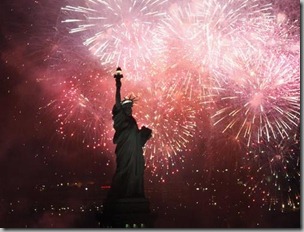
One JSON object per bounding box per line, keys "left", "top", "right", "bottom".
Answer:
{"left": 156, "top": 0, "right": 273, "bottom": 69}
{"left": 1, "top": 0, "right": 301, "bottom": 227}
{"left": 131, "top": 78, "right": 197, "bottom": 179}
{"left": 30, "top": 0, "right": 300, "bottom": 194}
{"left": 209, "top": 51, "right": 300, "bottom": 146}
{"left": 241, "top": 132, "right": 300, "bottom": 211}
{"left": 44, "top": 72, "right": 114, "bottom": 152}
{"left": 61, "top": 0, "right": 169, "bottom": 80}
{"left": 255, "top": 11, "right": 300, "bottom": 57}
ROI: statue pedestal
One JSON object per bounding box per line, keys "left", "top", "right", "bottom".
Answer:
{"left": 99, "top": 198, "right": 156, "bottom": 228}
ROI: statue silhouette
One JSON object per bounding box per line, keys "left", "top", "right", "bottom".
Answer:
{"left": 107, "top": 68, "right": 152, "bottom": 200}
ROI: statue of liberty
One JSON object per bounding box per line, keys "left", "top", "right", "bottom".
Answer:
{"left": 107, "top": 67, "right": 152, "bottom": 200}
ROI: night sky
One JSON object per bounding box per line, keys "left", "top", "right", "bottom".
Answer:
{"left": 0, "top": 0, "right": 301, "bottom": 228}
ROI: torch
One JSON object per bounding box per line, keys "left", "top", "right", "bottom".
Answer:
{"left": 114, "top": 67, "right": 123, "bottom": 79}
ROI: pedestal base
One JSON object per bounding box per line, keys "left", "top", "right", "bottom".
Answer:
{"left": 99, "top": 198, "right": 156, "bottom": 228}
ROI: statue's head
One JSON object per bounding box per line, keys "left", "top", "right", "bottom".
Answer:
{"left": 121, "top": 99, "right": 133, "bottom": 116}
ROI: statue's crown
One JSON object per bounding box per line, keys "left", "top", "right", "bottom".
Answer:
{"left": 121, "top": 95, "right": 137, "bottom": 106}
{"left": 121, "top": 99, "right": 133, "bottom": 106}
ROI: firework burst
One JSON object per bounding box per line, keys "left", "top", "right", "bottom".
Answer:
{"left": 156, "top": 0, "right": 273, "bottom": 68}
{"left": 241, "top": 14, "right": 300, "bottom": 57}
{"left": 43, "top": 72, "right": 114, "bottom": 152}
{"left": 209, "top": 51, "right": 300, "bottom": 146}
{"left": 61, "top": 0, "right": 169, "bottom": 80}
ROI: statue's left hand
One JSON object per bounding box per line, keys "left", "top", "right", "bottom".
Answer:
{"left": 141, "top": 126, "right": 152, "bottom": 139}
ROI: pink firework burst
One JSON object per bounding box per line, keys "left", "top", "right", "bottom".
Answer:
{"left": 61, "top": 0, "right": 169, "bottom": 81}
{"left": 156, "top": 0, "right": 273, "bottom": 70}
{"left": 210, "top": 51, "right": 300, "bottom": 146}
{"left": 235, "top": 13, "right": 300, "bottom": 58}
{"left": 262, "top": 16, "right": 300, "bottom": 56}
{"left": 44, "top": 71, "right": 114, "bottom": 152}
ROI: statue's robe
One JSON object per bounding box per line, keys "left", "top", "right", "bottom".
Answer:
{"left": 108, "top": 104, "right": 151, "bottom": 199}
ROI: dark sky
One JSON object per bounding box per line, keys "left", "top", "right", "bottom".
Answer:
{"left": 0, "top": 0, "right": 301, "bottom": 228}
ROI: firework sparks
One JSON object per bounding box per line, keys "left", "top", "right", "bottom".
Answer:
{"left": 0, "top": 0, "right": 301, "bottom": 227}
{"left": 209, "top": 51, "right": 300, "bottom": 146}
{"left": 61, "top": 0, "right": 169, "bottom": 80}
{"left": 43, "top": 72, "right": 114, "bottom": 152}
{"left": 32, "top": 0, "right": 300, "bottom": 186}
{"left": 241, "top": 132, "right": 300, "bottom": 211}
{"left": 156, "top": 0, "right": 273, "bottom": 69}
{"left": 128, "top": 78, "right": 198, "bottom": 180}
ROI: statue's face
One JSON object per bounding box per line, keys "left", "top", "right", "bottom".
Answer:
{"left": 123, "top": 105, "right": 132, "bottom": 116}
